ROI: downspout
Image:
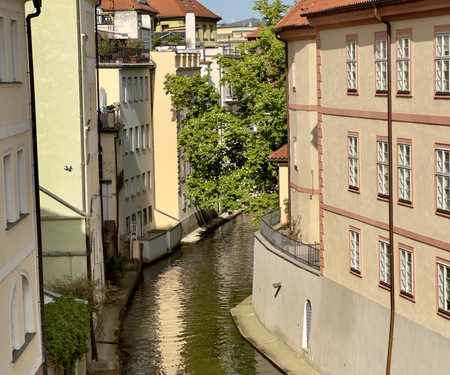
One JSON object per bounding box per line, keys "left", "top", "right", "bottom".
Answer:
{"left": 374, "top": 7, "right": 395, "bottom": 375}
{"left": 276, "top": 32, "right": 291, "bottom": 222}
{"left": 26, "top": 2, "right": 47, "bottom": 374}
{"left": 95, "top": 0, "right": 108, "bottom": 284}
{"left": 76, "top": 0, "right": 97, "bottom": 361}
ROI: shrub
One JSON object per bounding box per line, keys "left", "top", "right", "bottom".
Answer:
{"left": 45, "top": 295, "right": 90, "bottom": 375}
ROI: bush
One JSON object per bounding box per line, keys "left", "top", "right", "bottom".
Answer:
{"left": 45, "top": 295, "right": 90, "bottom": 375}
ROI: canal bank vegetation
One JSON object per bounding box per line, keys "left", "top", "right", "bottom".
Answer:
{"left": 164, "top": 0, "right": 289, "bottom": 222}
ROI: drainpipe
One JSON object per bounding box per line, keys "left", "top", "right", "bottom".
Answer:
{"left": 95, "top": 0, "right": 108, "bottom": 285}
{"left": 26, "top": 2, "right": 47, "bottom": 374}
{"left": 275, "top": 32, "right": 290, "bottom": 223}
{"left": 76, "top": 0, "right": 97, "bottom": 361}
{"left": 374, "top": 7, "right": 395, "bottom": 375}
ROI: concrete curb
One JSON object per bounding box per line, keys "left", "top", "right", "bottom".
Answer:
{"left": 230, "top": 295, "right": 321, "bottom": 375}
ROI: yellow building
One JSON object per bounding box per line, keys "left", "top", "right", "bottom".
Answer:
{"left": 0, "top": 0, "right": 44, "bottom": 374}
{"left": 29, "top": 0, "right": 104, "bottom": 284}
{"left": 252, "top": 0, "right": 450, "bottom": 374}
{"left": 216, "top": 18, "right": 260, "bottom": 48}
{"left": 151, "top": 0, "right": 221, "bottom": 48}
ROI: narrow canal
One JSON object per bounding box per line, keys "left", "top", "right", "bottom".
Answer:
{"left": 119, "top": 214, "right": 282, "bottom": 375}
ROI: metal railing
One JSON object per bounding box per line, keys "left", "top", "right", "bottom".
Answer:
{"left": 99, "top": 46, "right": 150, "bottom": 64}
{"left": 260, "top": 209, "right": 320, "bottom": 270}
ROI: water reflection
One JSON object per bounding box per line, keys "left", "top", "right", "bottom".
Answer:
{"left": 120, "top": 214, "right": 282, "bottom": 375}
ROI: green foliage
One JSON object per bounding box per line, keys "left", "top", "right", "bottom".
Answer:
{"left": 106, "top": 256, "right": 124, "bottom": 285}
{"left": 97, "top": 36, "right": 115, "bottom": 56}
{"left": 253, "top": 0, "right": 291, "bottom": 29}
{"left": 45, "top": 295, "right": 90, "bottom": 375}
{"left": 164, "top": 0, "right": 288, "bottom": 221}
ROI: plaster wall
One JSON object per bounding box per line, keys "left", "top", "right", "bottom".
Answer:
{"left": 253, "top": 233, "right": 450, "bottom": 375}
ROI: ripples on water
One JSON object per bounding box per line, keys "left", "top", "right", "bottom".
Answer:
{"left": 119, "top": 214, "right": 281, "bottom": 375}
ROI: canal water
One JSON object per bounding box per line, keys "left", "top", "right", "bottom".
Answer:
{"left": 119, "top": 214, "right": 282, "bottom": 375}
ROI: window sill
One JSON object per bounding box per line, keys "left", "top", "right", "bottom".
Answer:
{"left": 434, "top": 93, "right": 450, "bottom": 99}
{"left": 398, "top": 199, "right": 413, "bottom": 208}
{"left": 379, "top": 282, "right": 391, "bottom": 291}
{"left": 6, "top": 213, "right": 29, "bottom": 231}
{"left": 347, "top": 90, "right": 359, "bottom": 96}
{"left": 437, "top": 309, "right": 450, "bottom": 320}
{"left": 348, "top": 186, "right": 360, "bottom": 194}
{"left": 0, "top": 80, "right": 24, "bottom": 86}
{"left": 375, "top": 91, "right": 388, "bottom": 97}
{"left": 12, "top": 332, "right": 36, "bottom": 363}
{"left": 350, "top": 269, "right": 362, "bottom": 278}
{"left": 396, "top": 92, "right": 412, "bottom": 98}
{"left": 399, "top": 291, "right": 415, "bottom": 303}
{"left": 436, "top": 209, "right": 450, "bottom": 219}
{"left": 377, "top": 195, "right": 389, "bottom": 202}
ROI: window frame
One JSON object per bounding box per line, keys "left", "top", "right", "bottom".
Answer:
{"left": 397, "top": 139, "right": 413, "bottom": 206}
{"left": 435, "top": 144, "right": 450, "bottom": 216}
{"left": 396, "top": 29, "right": 412, "bottom": 95}
{"left": 293, "top": 136, "right": 298, "bottom": 171}
{"left": 348, "top": 132, "right": 360, "bottom": 192}
{"left": 434, "top": 26, "right": 450, "bottom": 97}
{"left": 349, "top": 227, "right": 362, "bottom": 276}
{"left": 399, "top": 244, "right": 415, "bottom": 301}
{"left": 437, "top": 257, "right": 450, "bottom": 319}
{"left": 346, "top": 35, "right": 358, "bottom": 93}
{"left": 375, "top": 32, "right": 388, "bottom": 94}
{"left": 379, "top": 238, "right": 391, "bottom": 289}
{"left": 377, "top": 137, "right": 389, "bottom": 199}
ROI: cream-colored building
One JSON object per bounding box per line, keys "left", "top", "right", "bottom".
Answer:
{"left": 0, "top": 0, "right": 44, "bottom": 374}
{"left": 29, "top": 0, "right": 104, "bottom": 284}
{"left": 99, "top": 61, "right": 156, "bottom": 257}
{"left": 252, "top": 0, "right": 450, "bottom": 374}
{"left": 216, "top": 18, "right": 260, "bottom": 48}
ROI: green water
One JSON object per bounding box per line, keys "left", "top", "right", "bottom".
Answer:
{"left": 119, "top": 214, "right": 281, "bottom": 375}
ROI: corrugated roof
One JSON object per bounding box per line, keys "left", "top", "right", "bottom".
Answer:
{"left": 102, "top": 0, "right": 159, "bottom": 13}
{"left": 274, "top": 0, "right": 315, "bottom": 30}
{"left": 150, "top": 0, "right": 221, "bottom": 20}
{"left": 268, "top": 144, "right": 288, "bottom": 162}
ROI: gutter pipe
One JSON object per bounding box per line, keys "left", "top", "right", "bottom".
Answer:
{"left": 76, "top": 0, "right": 97, "bottom": 361}
{"left": 26, "top": 1, "right": 47, "bottom": 373}
{"left": 374, "top": 6, "right": 395, "bottom": 375}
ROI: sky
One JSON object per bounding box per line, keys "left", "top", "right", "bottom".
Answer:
{"left": 198, "top": 0, "right": 262, "bottom": 24}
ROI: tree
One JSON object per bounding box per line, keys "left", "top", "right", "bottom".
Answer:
{"left": 164, "top": 0, "right": 289, "bottom": 221}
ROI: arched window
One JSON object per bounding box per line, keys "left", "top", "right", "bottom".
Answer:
{"left": 10, "top": 273, "right": 35, "bottom": 362}
{"left": 302, "top": 299, "right": 312, "bottom": 349}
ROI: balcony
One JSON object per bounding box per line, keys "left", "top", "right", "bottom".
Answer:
{"left": 260, "top": 209, "right": 320, "bottom": 270}
{"left": 99, "top": 105, "right": 122, "bottom": 130}
{"left": 99, "top": 46, "right": 151, "bottom": 64}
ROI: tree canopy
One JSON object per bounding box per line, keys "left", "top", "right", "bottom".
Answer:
{"left": 164, "top": 0, "right": 289, "bottom": 221}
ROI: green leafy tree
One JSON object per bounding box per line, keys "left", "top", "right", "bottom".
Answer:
{"left": 45, "top": 295, "right": 90, "bottom": 375}
{"left": 164, "top": 0, "right": 289, "bottom": 221}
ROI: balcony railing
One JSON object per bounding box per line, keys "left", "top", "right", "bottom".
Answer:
{"left": 260, "top": 209, "right": 320, "bottom": 270}
{"left": 99, "top": 46, "right": 150, "bottom": 64}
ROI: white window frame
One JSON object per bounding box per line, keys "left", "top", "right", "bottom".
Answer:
{"left": 398, "top": 143, "right": 412, "bottom": 203}
{"left": 379, "top": 240, "right": 391, "bottom": 286}
{"left": 0, "top": 16, "right": 6, "bottom": 81}
{"left": 438, "top": 261, "right": 450, "bottom": 315}
{"left": 10, "top": 19, "right": 20, "bottom": 82}
{"left": 140, "top": 125, "right": 145, "bottom": 150}
{"left": 147, "top": 171, "right": 151, "bottom": 190}
{"left": 350, "top": 229, "right": 361, "bottom": 273}
{"left": 17, "top": 147, "right": 28, "bottom": 215}
{"left": 348, "top": 135, "right": 359, "bottom": 190}
{"left": 3, "top": 151, "right": 17, "bottom": 225}
{"left": 436, "top": 148, "right": 450, "bottom": 213}
{"left": 377, "top": 140, "right": 389, "bottom": 197}
{"left": 376, "top": 38, "right": 388, "bottom": 92}
{"left": 293, "top": 137, "right": 298, "bottom": 170}
{"left": 347, "top": 40, "right": 357, "bottom": 91}
{"left": 400, "top": 247, "right": 414, "bottom": 297}
{"left": 436, "top": 32, "right": 450, "bottom": 94}
{"left": 134, "top": 126, "right": 139, "bottom": 150}
{"left": 397, "top": 36, "right": 410, "bottom": 93}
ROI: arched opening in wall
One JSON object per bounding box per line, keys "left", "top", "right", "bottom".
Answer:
{"left": 10, "top": 282, "right": 20, "bottom": 351}
{"left": 21, "top": 276, "right": 34, "bottom": 335}
{"left": 302, "top": 299, "right": 312, "bottom": 350}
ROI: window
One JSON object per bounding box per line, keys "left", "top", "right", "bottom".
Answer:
{"left": 397, "top": 35, "right": 410, "bottom": 93}
{"left": 17, "top": 148, "right": 28, "bottom": 215}
{"left": 291, "top": 57, "right": 296, "bottom": 92}
{"left": 136, "top": 175, "right": 141, "bottom": 194}
{"left": 140, "top": 125, "right": 144, "bottom": 150}
{"left": 126, "top": 216, "right": 131, "bottom": 234}
{"left": 148, "top": 205, "right": 152, "bottom": 222}
{"left": 182, "top": 193, "right": 186, "bottom": 210}
{"left": 142, "top": 173, "right": 146, "bottom": 191}
{"left": 146, "top": 124, "right": 150, "bottom": 148}
{"left": 0, "top": 17, "right": 6, "bottom": 81}
{"left": 11, "top": 19, "right": 20, "bottom": 82}
{"left": 144, "top": 76, "right": 149, "bottom": 100}
{"left": 143, "top": 208, "right": 147, "bottom": 225}
{"left": 398, "top": 142, "right": 412, "bottom": 203}
{"left": 348, "top": 134, "right": 359, "bottom": 190}
{"left": 293, "top": 137, "right": 298, "bottom": 170}
{"left": 127, "top": 77, "right": 132, "bottom": 102}
{"left": 377, "top": 139, "right": 389, "bottom": 197}
{"left": 436, "top": 32, "right": 450, "bottom": 94}
{"left": 349, "top": 228, "right": 361, "bottom": 273}
{"left": 134, "top": 126, "right": 139, "bottom": 150}
{"left": 379, "top": 239, "right": 390, "bottom": 287}
{"left": 180, "top": 155, "right": 185, "bottom": 181}
{"left": 139, "top": 77, "right": 143, "bottom": 100}
{"left": 131, "top": 177, "right": 135, "bottom": 197}
{"left": 147, "top": 171, "right": 151, "bottom": 189}
{"left": 436, "top": 147, "right": 450, "bottom": 213}
{"left": 346, "top": 38, "right": 357, "bottom": 91}
{"left": 438, "top": 261, "right": 450, "bottom": 315}
{"left": 400, "top": 247, "right": 414, "bottom": 297}
{"left": 134, "top": 77, "right": 138, "bottom": 101}
{"left": 124, "top": 179, "right": 129, "bottom": 199}
{"left": 129, "top": 127, "right": 134, "bottom": 151}
{"left": 3, "top": 152, "right": 16, "bottom": 225}
{"left": 375, "top": 38, "right": 388, "bottom": 92}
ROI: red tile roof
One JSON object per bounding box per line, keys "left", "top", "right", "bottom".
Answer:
{"left": 275, "top": 0, "right": 314, "bottom": 30}
{"left": 102, "top": 0, "right": 159, "bottom": 13}
{"left": 150, "top": 0, "right": 221, "bottom": 20}
{"left": 246, "top": 27, "right": 261, "bottom": 40}
{"left": 304, "top": 0, "right": 392, "bottom": 15}
{"left": 268, "top": 144, "right": 288, "bottom": 162}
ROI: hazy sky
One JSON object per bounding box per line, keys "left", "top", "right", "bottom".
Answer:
{"left": 199, "top": 0, "right": 262, "bottom": 24}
